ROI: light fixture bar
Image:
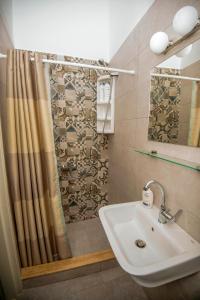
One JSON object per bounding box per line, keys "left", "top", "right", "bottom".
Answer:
{"left": 150, "top": 6, "right": 200, "bottom": 55}
{"left": 0, "top": 53, "right": 135, "bottom": 75}
{"left": 164, "top": 22, "right": 200, "bottom": 54}
{"left": 151, "top": 72, "right": 200, "bottom": 82}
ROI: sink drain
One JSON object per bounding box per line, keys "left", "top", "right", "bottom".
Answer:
{"left": 135, "top": 239, "right": 146, "bottom": 248}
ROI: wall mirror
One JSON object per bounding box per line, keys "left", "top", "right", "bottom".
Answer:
{"left": 148, "top": 38, "right": 200, "bottom": 148}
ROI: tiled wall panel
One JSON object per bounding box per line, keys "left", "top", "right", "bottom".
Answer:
{"left": 149, "top": 68, "right": 181, "bottom": 144}
{"left": 49, "top": 56, "right": 109, "bottom": 223}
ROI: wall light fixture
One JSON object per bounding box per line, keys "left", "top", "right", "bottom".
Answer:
{"left": 150, "top": 32, "right": 169, "bottom": 54}
{"left": 173, "top": 6, "right": 199, "bottom": 36}
{"left": 150, "top": 6, "right": 200, "bottom": 55}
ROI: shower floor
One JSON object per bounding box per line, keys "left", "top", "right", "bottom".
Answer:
{"left": 21, "top": 218, "right": 114, "bottom": 283}
{"left": 67, "top": 217, "right": 110, "bottom": 257}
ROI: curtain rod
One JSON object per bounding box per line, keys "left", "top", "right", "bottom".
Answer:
{"left": 0, "top": 53, "right": 135, "bottom": 75}
{"left": 151, "top": 72, "right": 200, "bottom": 82}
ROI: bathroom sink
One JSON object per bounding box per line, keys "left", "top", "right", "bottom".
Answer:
{"left": 99, "top": 201, "right": 200, "bottom": 287}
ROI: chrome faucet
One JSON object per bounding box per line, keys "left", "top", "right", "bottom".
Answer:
{"left": 143, "top": 180, "right": 182, "bottom": 224}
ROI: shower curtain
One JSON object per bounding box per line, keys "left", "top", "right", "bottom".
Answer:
{"left": 5, "top": 49, "right": 71, "bottom": 267}
{"left": 188, "top": 81, "right": 200, "bottom": 147}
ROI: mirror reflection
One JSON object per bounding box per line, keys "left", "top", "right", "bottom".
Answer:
{"left": 148, "top": 39, "right": 200, "bottom": 148}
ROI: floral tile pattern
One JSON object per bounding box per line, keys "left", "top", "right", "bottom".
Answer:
{"left": 148, "top": 67, "right": 181, "bottom": 144}
{"left": 49, "top": 55, "right": 109, "bottom": 223}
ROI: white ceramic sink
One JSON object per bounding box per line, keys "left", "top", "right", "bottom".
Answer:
{"left": 99, "top": 201, "right": 200, "bottom": 287}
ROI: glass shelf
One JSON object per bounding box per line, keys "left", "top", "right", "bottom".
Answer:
{"left": 134, "top": 149, "right": 200, "bottom": 172}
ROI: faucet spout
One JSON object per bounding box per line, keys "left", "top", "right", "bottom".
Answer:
{"left": 144, "top": 180, "right": 165, "bottom": 210}
{"left": 143, "top": 179, "right": 182, "bottom": 224}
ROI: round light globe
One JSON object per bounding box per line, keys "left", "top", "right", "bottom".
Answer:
{"left": 176, "top": 44, "right": 193, "bottom": 57}
{"left": 173, "top": 6, "right": 198, "bottom": 36}
{"left": 150, "top": 32, "right": 169, "bottom": 54}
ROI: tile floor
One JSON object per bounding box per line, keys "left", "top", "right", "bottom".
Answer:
{"left": 17, "top": 267, "right": 148, "bottom": 300}
{"left": 17, "top": 266, "right": 200, "bottom": 300}
{"left": 67, "top": 217, "right": 110, "bottom": 256}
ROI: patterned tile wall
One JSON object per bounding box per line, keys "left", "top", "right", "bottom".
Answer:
{"left": 148, "top": 68, "right": 181, "bottom": 144}
{"left": 49, "top": 56, "right": 109, "bottom": 223}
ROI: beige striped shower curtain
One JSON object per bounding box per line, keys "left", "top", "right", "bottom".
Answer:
{"left": 5, "top": 49, "right": 71, "bottom": 267}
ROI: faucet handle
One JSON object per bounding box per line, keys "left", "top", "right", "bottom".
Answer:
{"left": 173, "top": 209, "right": 183, "bottom": 221}
{"left": 167, "top": 209, "right": 183, "bottom": 224}
{"left": 159, "top": 208, "right": 182, "bottom": 224}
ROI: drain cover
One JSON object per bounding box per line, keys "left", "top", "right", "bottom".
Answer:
{"left": 135, "top": 239, "right": 146, "bottom": 248}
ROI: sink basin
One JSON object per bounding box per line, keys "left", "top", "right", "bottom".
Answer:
{"left": 99, "top": 201, "right": 200, "bottom": 287}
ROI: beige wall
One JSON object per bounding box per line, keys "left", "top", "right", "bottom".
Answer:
{"left": 178, "top": 79, "right": 192, "bottom": 145}
{"left": 109, "top": 0, "right": 200, "bottom": 300}
{"left": 0, "top": 12, "right": 22, "bottom": 300}
{"left": 178, "top": 60, "right": 200, "bottom": 145}
{"left": 0, "top": 11, "right": 13, "bottom": 136}
{"left": 109, "top": 0, "right": 200, "bottom": 239}
{"left": 108, "top": 1, "right": 200, "bottom": 296}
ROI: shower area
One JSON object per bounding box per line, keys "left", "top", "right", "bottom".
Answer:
{"left": 48, "top": 54, "right": 110, "bottom": 256}
{"left": 2, "top": 49, "right": 118, "bottom": 276}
